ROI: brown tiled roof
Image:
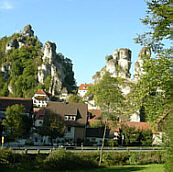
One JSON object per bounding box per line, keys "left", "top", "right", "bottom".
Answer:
{"left": 46, "top": 102, "right": 88, "bottom": 127}
{"left": 0, "top": 97, "right": 33, "bottom": 113}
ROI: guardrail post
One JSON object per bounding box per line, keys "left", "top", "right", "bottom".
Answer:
{"left": 25, "top": 149, "right": 27, "bottom": 154}
{"left": 37, "top": 149, "right": 40, "bottom": 154}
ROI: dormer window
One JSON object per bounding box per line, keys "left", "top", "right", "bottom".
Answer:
{"left": 65, "top": 115, "right": 76, "bottom": 121}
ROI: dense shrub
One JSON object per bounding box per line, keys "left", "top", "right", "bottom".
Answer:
{"left": 0, "top": 148, "right": 165, "bottom": 170}
{"left": 102, "top": 152, "right": 130, "bottom": 166}
{"left": 128, "top": 151, "right": 164, "bottom": 165}
{"left": 43, "top": 150, "right": 98, "bottom": 170}
{"left": 0, "top": 148, "right": 22, "bottom": 168}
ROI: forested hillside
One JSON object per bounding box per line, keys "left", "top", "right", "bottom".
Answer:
{"left": 0, "top": 25, "right": 76, "bottom": 98}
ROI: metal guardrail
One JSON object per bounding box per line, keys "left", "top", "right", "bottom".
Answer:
{"left": 9, "top": 146, "right": 165, "bottom": 154}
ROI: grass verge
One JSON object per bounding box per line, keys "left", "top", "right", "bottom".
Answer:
{"left": 0, "top": 164, "right": 164, "bottom": 172}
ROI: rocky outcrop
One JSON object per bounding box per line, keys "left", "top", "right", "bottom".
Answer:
{"left": 38, "top": 41, "right": 65, "bottom": 95}
{"left": 5, "top": 25, "right": 35, "bottom": 52}
{"left": 1, "top": 25, "right": 76, "bottom": 96}
{"left": 134, "top": 47, "right": 151, "bottom": 80}
{"left": 5, "top": 38, "right": 19, "bottom": 52}
{"left": 92, "top": 48, "right": 131, "bottom": 85}
{"left": 22, "top": 24, "right": 34, "bottom": 37}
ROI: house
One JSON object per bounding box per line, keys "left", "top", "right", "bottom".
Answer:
{"left": 86, "top": 127, "right": 110, "bottom": 146}
{"left": 0, "top": 97, "right": 33, "bottom": 116}
{"left": 152, "top": 110, "right": 170, "bottom": 145}
{"left": 78, "top": 83, "right": 93, "bottom": 97}
{"left": 0, "top": 97, "right": 33, "bottom": 144}
{"left": 33, "top": 102, "right": 88, "bottom": 145}
{"left": 32, "top": 108, "right": 46, "bottom": 145}
{"left": 32, "top": 90, "right": 50, "bottom": 107}
{"left": 60, "top": 88, "right": 68, "bottom": 101}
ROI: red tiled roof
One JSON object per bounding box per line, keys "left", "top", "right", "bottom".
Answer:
{"left": 88, "top": 109, "right": 101, "bottom": 125}
{"left": 114, "top": 122, "right": 153, "bottom": 133}
{"left": 78, "top": 84, "right": 93, "bottom": 90}
{"left": 35, "top": 90, "right": 47, "bottom": 96}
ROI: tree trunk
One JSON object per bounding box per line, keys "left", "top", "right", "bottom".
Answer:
{"left": 99, "top": 117, "right": 108, "bottom": 166}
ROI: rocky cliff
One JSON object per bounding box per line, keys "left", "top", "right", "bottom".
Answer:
{"left": 0, "top": 25, "right": 76, "bottom": 97}
{"left": 133, "top": 47, "right": 151, "bottom": 80}
{"left": 92, "top": 48, "right": 131, "bottom": 85}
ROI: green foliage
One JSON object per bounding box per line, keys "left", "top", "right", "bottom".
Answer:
{"left": 130, "top": 53, "right": 173, "bottom": 124}
{"left": 90, "top": 120, "right": 104, "bottom": 128}
{"left": 107, "top": 139, "right": 118, "bottom": 147}
{"left": 43, "top": 75, "right": 51, "bottom": 92}
{"left": 62, "top": 57, "right": 77, "bottom": 92}
{"left": 0, "top": 34, "right": 43, "bottom": 98}
{"left": 2, "top": 104, "right": 32, "bottom": 140}
{"left": 67, "top": 94, "right": 84, "bottom": 103}
{"left": 43, "top": 150, "right": 98, "bottom": 170}
{"left": 38, "top": 110, "right": 65, "bottom": 145}
{"left": 102, "top": 151, "right": 164, "bottom": 166}
{"left": 0, "top": 148, "right": 23, "bottom": 169}
{"left": 133, "top": 1, "right": 172, "bottom": 170}
{"left": 0, "top": 148, "right": 165, "bottom": 170}
{"left": 134, "top": 0, "right": 173, "bottom": 52}
{"left": 94, "top": 72, "right": 125, "bottom": 119}
{"left": 140, "top": 129, "right": 153, "bottom": 146}
{"left": 105, "top": 55, "right": 113, "bottom": 61}
{"left": 128, "top": 151, "right": 163, "bottom": 165}
{"left": 121, "top": 124, "right": 153, "bottom": 146}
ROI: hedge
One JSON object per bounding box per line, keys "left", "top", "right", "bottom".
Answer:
{"left": 0, "top": 148, "right": 165, "bottom": 170}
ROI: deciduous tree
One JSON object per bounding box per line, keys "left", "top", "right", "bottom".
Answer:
{"left": 91, "top": 72, "right": 125, "bottom": 165}
{"left": 2, "top": 104, "right": 32, "bottom": 141}
{"left": 38, "top": 110, "right": 65, "bottom": 145}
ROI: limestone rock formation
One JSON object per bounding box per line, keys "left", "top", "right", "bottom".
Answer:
{"left": 38, "top": 41, "right": 65, "bottom": 95}
{"left": 92, "top": 48, "right": 131, "bottom": 85}
{"left": 5, "top": 25, "right": 35, "bottom": 52}
{"left": 22, "top": 24, "right": 34, "bottom": 37}
{"left": 1, "top": 25, "right": 76, "bottom": 97}
{"left": 134, "top": 47, "right": 151, "bottom": 80}
{"left": 5, "top": 38, "right": 19, "bottom": 52}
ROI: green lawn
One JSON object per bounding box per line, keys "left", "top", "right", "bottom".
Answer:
{"left": 1, "top": 164, "right": 164, "bottom": 172}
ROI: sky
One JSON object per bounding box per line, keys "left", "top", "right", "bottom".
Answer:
{"left": 0, "top": 0, "right": 148, "bottom": 86}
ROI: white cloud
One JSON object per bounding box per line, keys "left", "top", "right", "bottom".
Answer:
{"left": 0, "top": 0, "right": 13, "bottom": 10}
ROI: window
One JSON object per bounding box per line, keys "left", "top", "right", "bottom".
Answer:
{"left": 65, "top": 115, "right": 76, "bottom": 121}
{"left": 65, "top": 116, "right": 68, "bottom": 120}
{"left": 39, "top": 121, "right": 42, "bottom": 124}
{"left": 67, "top": 127, "right": 71, "bottom": 132}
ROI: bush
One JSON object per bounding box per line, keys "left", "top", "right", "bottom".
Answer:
{"left": 128, "top": 151, "right": 164, "bottom": 165}
{"left": 0, "top": 148, "right": 165, "bottom": 170}
{"left": 43, "top": 150, "right": 98, "bottom": 170}
{"left": 102, "top": 152, "right": 130, "bottom": 166}
{"left": 0, "top": 148, "right": 22, "bottom": 168}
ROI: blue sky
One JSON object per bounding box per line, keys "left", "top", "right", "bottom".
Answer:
{"left": 0, "top": 0, "right": 148, "bottom": 85}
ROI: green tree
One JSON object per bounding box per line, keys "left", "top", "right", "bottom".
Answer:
{"left": 133, "top": 0, "right": 172, "bottom": 170}
{"left": 67, "top": 94, "right": 84, "bottom": 103}
{"left": 135, "top": 0, "right": 173, "bottom": 52}
{"left": 2, "top": 104, "right": 32, "bottom": 141}
{"left": 91, "top": 72, "right": 125, "bottom": 165}
{"left": 131, "top": 0, "right": 173, "bottom": 124}
{"left": 38, "top": 110, "right": 65, "bottom": 145}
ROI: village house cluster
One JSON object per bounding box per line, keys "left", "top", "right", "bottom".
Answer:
{"left": 0, "top": 85, "right": 165, "bottom": 146}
